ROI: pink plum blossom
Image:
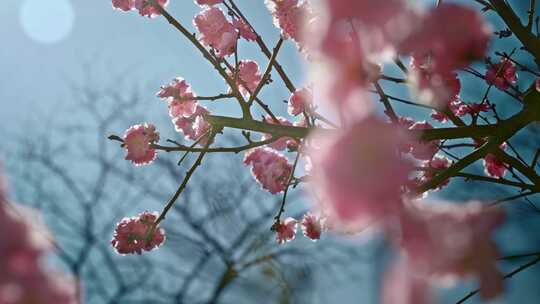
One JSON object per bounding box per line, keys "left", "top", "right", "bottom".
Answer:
{"left": 194, "top": 7, "right": 237, "bottom": 57}
{"left": 134, "top": 0, "right": 168, "bottom": 18}
{"left": 232, "top": 60, "right": 262, "bottom": 96}
{"left": 301, "top": 212, "right": 324, "bottom": 241}
{"left": 111, "top": 211, "right": 166, "bottom": 255}
{"left": 243, "top": 147, "right": 293, "bottom": 194}
{"left": 274, "top": 217, "right": 298, "bottom": 244}
{"left": 233, "top": 18, "right": 257, "bottom": 41}
{"left": 157, "top": 77, "right": 198, "bottom": 118}
{"left": 123, "top": 123, "right": 160, "bottom": 166}
{"left": 408, "top": 121, "right": 439, "bottom": 161}
{"left": 195, "top": 0, "right": 222, "bottom": 6}
{"left": 398, "top": 201, "right": 505, "bottom": 299}
{"left": 173, "top": 105, "right": 212, "bottom": 145}
{"left": 400, "top": 4, "right": 490, "bottom": 75}
{"left": 308, "top": 116, "right": 413, "bottom": 226}
{"left": 112, "top": 0, "right": 134, "bottom": 11}
{"left": 418, "top": 155, "right": 452, "bottom": 190}
{"left": 266, "top": 0, "right": 311, "bottom": 46}
{"left": 455, "top": 102, "right": 491, "bottom": 117}
{"left": 485, "top": 58, "right": 517, "bottom": 91}
{"left": 483, "top": 154, "right": 507, "bottom": 178}
{"left": 288, "top": 87, "right": 312, "bottom": 116}
{"left": 261, "top": 116, "right": 296, "bottom": 151}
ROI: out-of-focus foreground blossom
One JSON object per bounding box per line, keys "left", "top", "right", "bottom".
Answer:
{"left": 307, "top": 116, "right": 413, "bottom": 226}
{"left": 111, "top": 211, "right": 166, "bottom": 255}
{"left": 397, "top": 201, "right": 505, "bottom": 300}
{"left": 0, "top": 167, "right": 77, "bottom": 303}
{"left": 123, "top": 123, "right": 160, "bottom": 166}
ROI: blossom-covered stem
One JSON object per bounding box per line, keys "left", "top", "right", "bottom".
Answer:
{"left": 273, "top": 152, "right": 301, "bottom": 224}
{"left": 226, "top": 0, "right": 296, "bottom": 92}
{"left": 154, "top": 128, "right": 219, "bottom": 226}
{"left": 220, "top": 58, "right": 281, "bottom": 123}
{"left": 147, "top": 0, "right": 252, "bottom": 119}
{"left": 456, "top": 256, "right": 540, "bottom": 304}
{"left": 413, "top": 109, "right": 535, "bottom": 195}
{"left": 247, "top": 37, "right": 284, "bottom": 106}
{"left": 489, "top": 0, "right": 540, "bottom": 67}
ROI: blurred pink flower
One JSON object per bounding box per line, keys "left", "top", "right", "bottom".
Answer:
{"left": 243, "top": 147, "right": 293, "bottom": 194}
{"left": 408, "top": 121, "right": 439, "bottom": 161}
{"left": 399, "top": 201, "right": 505, "bottom": 299}
{"left": 123, "top": 123, "right": 160, "bottom": 166}
{"left": 485, "top": 58, "right": 517, "bottom": 91}
{"left": 194, "top": 7, "right": 237, "bottom": 57}
{"left": 308, "top": 116, "right": 413, "bottom": 226}
{"left": 408, "top": 56, "right": 461, "bottom": 108}
{"left": 382, "top": 258, "right": 432, "bottom": 304}
{"left": 275, "top": 217, "right": 298, "bottom": 244}
{"left": 400, "top": 4, "right": 490, "bottom": 75}
{"left": 111, "top": 211, "right": 166, "bottom": 255}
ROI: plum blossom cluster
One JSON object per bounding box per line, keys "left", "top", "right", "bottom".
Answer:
{"left": 112, "top": 0, "right": 168, "bottom": 18}
{"left": 273, "top": 212, "right": 326, "bottom": 244}
{"left": 111, "top": 211, "right": 166, "bottom": 255}
{"left": 0, "top": 168, "right": 76, "bottom": 303}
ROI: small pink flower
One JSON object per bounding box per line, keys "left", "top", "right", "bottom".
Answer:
{"left": 123, "top": 123, "right": 160, "bottom": 166}
{"left": 157, "top": 77, "right": 198, "bottom": 118}
{"left": 408, "top": 121, "right": 439, "bottom": 161}
{"left": 301, "top": 212, "right": 324, "bottom": 241}
{"left": 194, "top": 7, "right": 237, "bottom": 57}
{"left": 288, "top": 88, "right": 312, "bottom": 116}
{"left": 308, "top": 116, "right": 413, "bottom": 226}
{"left": 275, "top": 217, "right": 298, "bottom": 244}
{"left": 111, "top": 211, "right": 166, "bottom": 255}
{"left": 398, "top": 201, "right": 505, "bottom": 300}
{"left": 244, "top": 148, "right": 293, "bottom": 194}
{"left": 173, "top": 105, "right": 212, "bottom": 145}
{"left": 233, "top": 18, "right": 257, "bottom": 42}
{"left": 232, "top": 60, "right": 262, "bottom": 96}
{"left": 195, "top": 0, "right": 222, "bottom": 6}
{"left": 400, "top": 4, "right": 490, "bottom": 75}
{"left": 483, "top": 154, "right": 507, "bottom": 178}
{"left": 134, "top": 0, "right": 168, "bottom": 18}
{"left": 112, "top": 0, "right": 134, "bottom": 11}
{"left": 485, "top": 58, "right": 517, "bottom": 91}
{"left": 261, "top": 116, "right": 296, "bottom": 151}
